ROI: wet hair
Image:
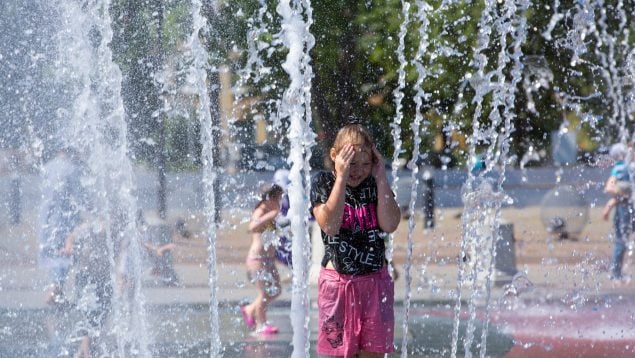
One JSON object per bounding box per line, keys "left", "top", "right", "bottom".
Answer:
{"left": 327, "top": 123, "right": 375, "bottom": 169}
{"left": 255, "top": 184, "right": 284, "bottom": 209}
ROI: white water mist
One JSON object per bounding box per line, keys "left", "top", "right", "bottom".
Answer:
{"left": 276, "top": 0, "right": 316, "bottom": 356}
{"left": 400, "top": 1, "right": 432, "bottom": 357}
{"left": 55, "top": 0, "right": 150, "bottom": 356}
{"left": 450, "top": 1, "right": 497, "bottom": 356}
{"left": 187, "top": 0, "right": 221, "bottom": 356}
{"left": 389, "top": 0, "right": 411, "bottom": 279}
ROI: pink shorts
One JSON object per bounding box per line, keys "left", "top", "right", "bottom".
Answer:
{"left": 317, "top": 266, "right": 395, "bottom": 356}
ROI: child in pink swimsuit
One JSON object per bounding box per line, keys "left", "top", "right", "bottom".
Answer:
{"left": 311, "top": 124, "right": 401, "bottom": 357}
{"left": 241, "top": 184, "right": 284, "bottom": 335}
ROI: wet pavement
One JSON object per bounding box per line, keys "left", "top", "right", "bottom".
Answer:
{"left": 4, "top": 295, "right": 634, "bottom": 357}
{"left": 2, "top": 205, "right": 635, "bottom": 357}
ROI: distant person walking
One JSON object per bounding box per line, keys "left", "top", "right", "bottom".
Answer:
{"left": 602, "top": 142, "right": 634, "bottom": 282}
{"left": 310, "top": 123, "right": 401, "bottom": 357}
{"left": 240, "top": 184, "right": 284, "bottom": 335}
{"left": 38, "top": 147, "right": 85, "bottom": 306}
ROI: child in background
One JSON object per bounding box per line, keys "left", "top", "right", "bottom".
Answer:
{"left": 38, "top": 148, "right": 85, "bottom": 307}
{"left": 311, "top": 124, "right": 401, "bottom": 357}
{"left": 602, "top": 142, "right": 634, "bottom": 282}
{"left": 61, "top": 212, "right": 113, "bottom": 357}
{"left": 138, "top": 212, "right": 182, "bottom": 287}
{"left": 272, "top": 169, "right": 293, "bottom": 267}
{"left": 240, "top": 184, "right": 284, "bottom": 335}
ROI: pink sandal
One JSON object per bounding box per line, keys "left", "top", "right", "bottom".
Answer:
{"left": 256, "top": 324, "right": 278, "bottom": 335}
{"left": 240, "top": 306, "right": 256, "bottom": 329}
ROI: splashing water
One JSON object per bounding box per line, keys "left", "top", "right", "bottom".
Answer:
{"left": 450, "top": 0, "right": 497, "bottom": 356}
{"left": 450, "top": 0, "right": 528, "bottom": 355}
{"left": 388, "top": 0, "right": 411, "bottom": 282}
{"left": 55, "top": 0, "right": 150, "bottom": 355}
{"left": 400, "top": 1, "right": 433, "bottom": 356}
{"left": 276, "top": 0, "right": 316, "bottom": 356}
{"left": 187, "top": 0, "right": 222, "bottom": 356}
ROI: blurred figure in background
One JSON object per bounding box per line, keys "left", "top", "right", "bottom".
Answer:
{"left": 272, "top": 169, "right": 292, "bottom": 268}
{"left": 61, "top": 210, "right": 113, "bottom": 357}
{"left": 38, "top": 147, "right": 85, "bottom": 306}
{"left": 602, "top": 142, "right": 634, "bottom": 283}
{"left": 137, "top": 211, "right": 181, "bottom": 286}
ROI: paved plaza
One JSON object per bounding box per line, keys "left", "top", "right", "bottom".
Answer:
{"left": 1, "top": 204, "right": 635, "bottom": 356}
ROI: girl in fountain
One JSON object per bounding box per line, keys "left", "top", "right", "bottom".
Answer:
{"left": 311, "top": 123, "right": 401, "bottom": 357}
{"left": 241, "top": 184, "right": 284, "bottom": 335}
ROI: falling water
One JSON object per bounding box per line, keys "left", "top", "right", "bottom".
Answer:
{"left": 229, "top": 0, "right": 265, "bottom": 174}
{"left": 238, "top": 0, "right": 288, "bottom": 167}
{"left": 449, "top": 0, "right": 528, "bottom": 355}
{"left": 400, "top": 1, "right": 432, "bottom": 357}
{"left": 391, "top": 0, "right": 410, "bottom": 184}
{"left": 477, "top": 1, "right": 528, "bottom": 355}
{"left": 557, "top": 0, "right": 633, "bottom": 144}
{"left": 276, "top": 0, "right": 316, "bottom": 356}
{"left": 541, "top": 0, "right": 564, "bottom": 41}
{"left": 236, "top": 0, "right": 269, "bottom": 93}
{"left": 450, "top": 0, "right": 497, "bottom": 356}
{"left": 187, "top": 0, "right": 221, "bottom": 356}
{"left": 593, "top": 0, "right": 627, "bottom": 139}
{"left": 231, "top": 0, "right": 268, "bottom": 173}
{"left": 388, "top": 0, "right": 411, "bottom": 275}
{"left": 55, "top": 0, "right": 150, "bottom": 355}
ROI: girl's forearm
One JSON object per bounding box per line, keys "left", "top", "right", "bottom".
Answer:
{"left": 315, "top": 176, "right": 347, "bottom": 236}
{"left": 376, "top": 177, "right": 401, "bottom": 233}
{"left": 249, "top": 209, "right": 279, "bottom": 232}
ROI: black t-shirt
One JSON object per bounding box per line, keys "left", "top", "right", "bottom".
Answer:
{"left": 310, "top": 171, "right": 388, "bottom": 275}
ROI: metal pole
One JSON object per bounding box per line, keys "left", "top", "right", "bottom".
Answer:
{"left": 9, "top": 177, "right": 21, "bottom": 225}
{"left": 422, "top": 168, "right": 434, "bottom": 228}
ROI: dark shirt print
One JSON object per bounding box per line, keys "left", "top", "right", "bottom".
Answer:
{"left": 310, "top": 171, "right": 388, "bottom": 275}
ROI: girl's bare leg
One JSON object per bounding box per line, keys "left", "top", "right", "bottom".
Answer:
{"left": 245, "top": 263, "right": 281, "bottom": 325}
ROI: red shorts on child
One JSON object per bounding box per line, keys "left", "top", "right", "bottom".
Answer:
{"left": 316, "top": 265, "right": 395, "bottom": 356}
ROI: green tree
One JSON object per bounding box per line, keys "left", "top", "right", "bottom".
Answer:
{"left": 127, "top": 0, "right": 634, "bottom": 170}
{"left": 111, "top": 0, "right": 192, "bottom": 167}
{"left": 355, "top": 0, "right": 634, "bottom": 165}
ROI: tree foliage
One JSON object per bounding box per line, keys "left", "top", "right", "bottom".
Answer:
{"left": 106, "top": 0, "right": 633, "bottom": 170}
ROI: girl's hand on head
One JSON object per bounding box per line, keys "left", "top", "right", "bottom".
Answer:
{"left": 335, "top": 144, "right": 355, "bottom": 179}
{"left": 371, "top": 145, "right": 387, "bottom": 179}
